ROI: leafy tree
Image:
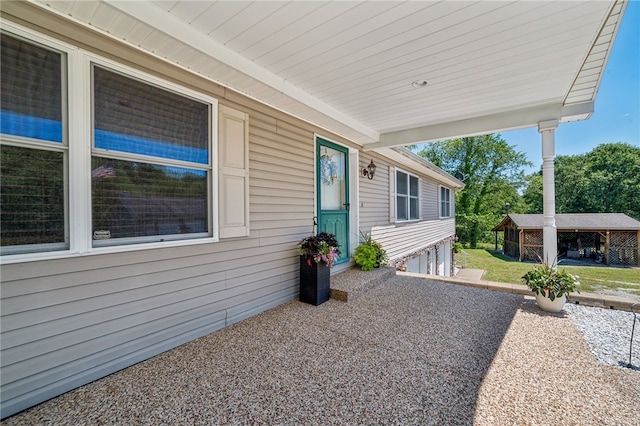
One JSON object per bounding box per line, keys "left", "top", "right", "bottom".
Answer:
{"left": 582, "top": 143, "right": 640, "bottom": 219}
{"left": 522, "top": 173, "right": 543, "bottom": 213}
{"left": 417, "top": 134, "right": 531, "bottom": 248}
{"left": 523, "top": 143, "right": 640, "bottom": 220}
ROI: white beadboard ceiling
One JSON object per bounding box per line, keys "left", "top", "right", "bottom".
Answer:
{"left": 35, "top": 0, "right": 626, "bottom": 148}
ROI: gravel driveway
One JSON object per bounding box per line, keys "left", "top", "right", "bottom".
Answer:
{"left": 3, "top": 276, "right": 638, "bottom": 425}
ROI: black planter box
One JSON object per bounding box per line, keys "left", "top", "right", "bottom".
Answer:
{"left": 299, "top": 256, "right": 330, "bottom": 306}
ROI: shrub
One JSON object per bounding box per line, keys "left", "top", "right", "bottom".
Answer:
{"left": 354, "top": 232, "right": 387, "bottom": 271}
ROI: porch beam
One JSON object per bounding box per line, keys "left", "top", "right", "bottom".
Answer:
{"left": 370, "top": 102, "right": 593, "bottom": 149}
{"left": 539, "top": 119, "right": 559, "bottom": 266}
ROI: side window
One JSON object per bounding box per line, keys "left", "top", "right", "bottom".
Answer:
{"left": 91, "top": 65, "right": 212, "bottom": 246}
{"left": 1, "top": 33, "right": 67, "bottom": 254}
{"left": 396, "top": 170, "right": 419, "bottom": 221}
{"left": 440, "top": 186, "right": 451, "bottom": 218}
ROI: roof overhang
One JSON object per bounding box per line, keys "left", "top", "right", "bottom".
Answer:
{"left": 3, "top": 0, "right": 627, "bottom": 149}
{"left": 378, "top": 148, "right": 465, "bottom": 189}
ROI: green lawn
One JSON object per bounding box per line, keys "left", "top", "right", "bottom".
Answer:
{"left": 456, "top": 249, "right": 640, "bottom": 297}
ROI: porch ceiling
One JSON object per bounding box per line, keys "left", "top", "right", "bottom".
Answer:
{"left": 31, "top": 0, "right": 625, "bottom": 148}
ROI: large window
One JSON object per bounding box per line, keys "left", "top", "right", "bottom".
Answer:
{"left": 91, "top": 66, "right": 211, "bottom": 246}
{"left": 396, "top": 170, "right": 419, "bottom": 221}
{"left": 440, "top": 186, "right": 451, "bottom": 218}
{"left": 1, "top": 33, "right": 67, "bottom": 254}
{"left": 1, "top": 27, "right": 218, "bottom": 257}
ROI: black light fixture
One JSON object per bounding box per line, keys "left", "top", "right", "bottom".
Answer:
{"left": 362, "top": 159, "right": 377, "bottom": 180}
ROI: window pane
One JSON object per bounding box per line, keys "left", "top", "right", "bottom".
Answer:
{"left": 397, "top": 195, "right": 408, "bottom": 220}
{"left": 442, "top": 187, "right": 450, "bottom": 203}
{"left": 409, "top": 176, "right": 419, "bottom": 196}
{"left": 92, "top": 157, "right": 208, "bottom": 242}
{"left": 1, "top": 145, "right": 66, "bottom": 248}
{"left": 319, "top": 146, "right": 346, "bottom": 210}
{"left": 93, "top": 66, "right": 209, "bottom": 164}
{"left": 440, "top": 187, "right": 450, "bottom": 217}
{"left": 396, "top": 171, "right": 407, "bottom": 195}
{"left": 410, "top": 198, "right": 419, "bottom": 220}
{"left": 441, "top": 202, "right": 449, "bottom": 217}
{"left": 1, "top": 34, "right": 63, "bottom": 142}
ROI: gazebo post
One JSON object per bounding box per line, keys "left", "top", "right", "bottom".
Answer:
{"left": 539, "top": 120, "right": 558, "bottom": 267}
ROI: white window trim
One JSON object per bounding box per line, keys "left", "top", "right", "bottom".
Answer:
{"left": 1, "top": 21, "right": 220, "bottom": 264}
{"left": 395, "top": 168, "right": 420, "bottom": 222}
{"left": 439, "top": 185, "right": 452, "bottom": 219}
{"left": 84, "top": 54, "right": 219, "bottom": 251}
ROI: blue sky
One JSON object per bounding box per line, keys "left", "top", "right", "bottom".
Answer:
{"left": 501, "top": 0, "right": 639, "bottom": 174}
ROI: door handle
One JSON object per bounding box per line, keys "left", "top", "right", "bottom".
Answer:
{"left": 343, "top": 203, "right": 350, "bottom": 211}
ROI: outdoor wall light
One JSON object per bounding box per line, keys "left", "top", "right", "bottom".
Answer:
{"left": 362, "top": 159, "right": 377, "bottom": 180}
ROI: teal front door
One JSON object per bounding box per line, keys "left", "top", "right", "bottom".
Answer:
{"left": 317, "top": 138, "right": 349, "bottom": 264}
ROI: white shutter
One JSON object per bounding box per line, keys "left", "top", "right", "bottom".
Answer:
{"left": 218, "top": 105, "right": 250, "bottom": 238}
{"left": 389, "top": 165, "right": 396, "bottom": 223}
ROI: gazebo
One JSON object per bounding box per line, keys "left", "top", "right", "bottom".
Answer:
{"left": 493, "top": 213, "right": 640, "bottom": 266}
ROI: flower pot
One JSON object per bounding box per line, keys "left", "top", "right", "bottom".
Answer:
{"left": 535, "top": 291, "right": 567, "bottom": 313}
{"left": 299, "top": 256, "right": 330, "bottom": 306}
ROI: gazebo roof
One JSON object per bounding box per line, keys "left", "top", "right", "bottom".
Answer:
{"left": 493, "top": 213, "right": 640, "bottom": 232}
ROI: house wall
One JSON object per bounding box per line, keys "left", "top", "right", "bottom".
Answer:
{"left": 358, "top": 153, "right": 393, "bottom": 231}
{"left": 357, "top": 156, "right": 456, "bottom": 271}
{"left": 1, "top": 102, "right": 317, "bottom": 417}
{"left": 0, "top": 7, "right": 353, "bottom": 417}
{"left": 0, "top": 4, "right": 456, "bottom": 418}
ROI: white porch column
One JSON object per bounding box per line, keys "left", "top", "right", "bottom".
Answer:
{"left": 538, "top": 120, "right": 559, "bottom": 266}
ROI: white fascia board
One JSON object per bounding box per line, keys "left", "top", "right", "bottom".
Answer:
{"left": 375, "top": 147, "right": 464, "bottom": 189}
{"left": 105, "top": 0, "right": 379, "bottom": 143}
{"left": 370, "top": 102, "right": 594, "bottom": 149}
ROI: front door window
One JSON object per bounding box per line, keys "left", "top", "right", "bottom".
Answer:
{"left": 317, "top": 138, "right": 349, "bottom": 264}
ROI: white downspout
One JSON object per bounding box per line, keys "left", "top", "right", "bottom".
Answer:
{"left": 539, "top": 120, "right": 559, "bottom": 266}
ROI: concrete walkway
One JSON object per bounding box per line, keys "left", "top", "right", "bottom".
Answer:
{"left": 399, "top": 268, "right": 639, "bottom": 312}
{"left": 3, "top": 275, "right": 638, "bottom": 425}
{"left": 455, "top": 268, "right": 485, "bottom": 281}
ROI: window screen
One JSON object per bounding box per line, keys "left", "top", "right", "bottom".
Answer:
{"left": 1, "top": 33, "right": 66, "bottom": 254}
{"left": 1, "top": 145, "right": 65, "bottom": 249}
{"left": 1, "top": 33, "right": 63, "bottom": 142}
{"left": 91, "top": 66, "right": 211, "bottom": 245}
{"left": 93, "top": 66, "right": 209, "bottom": 164}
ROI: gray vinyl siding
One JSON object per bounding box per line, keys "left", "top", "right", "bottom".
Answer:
{"left": 358, "top": 154, "right": 390, "bottom": 231}
{"left": 0, "top": 5, "right": 458, "bottom": 418}
{"left": 370, "top": 218, "right": 456, "bottom": 261}
{"left": 1, "top": 112, "right": 315, "bottom": 417}
{"left": 0, "top": 12, "right": 324, "bottom": 416}
{"left": 421, "top": 178, "right": 439, "bottom": 220}
{"left": 358, "top": 157, "right": 455, "bottom": 262}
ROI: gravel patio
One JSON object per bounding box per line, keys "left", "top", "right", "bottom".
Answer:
{"left": 2, "top": 275, "right": 639, "bottom": 425}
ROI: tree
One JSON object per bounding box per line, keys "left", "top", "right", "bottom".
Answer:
{"left": 582, "top": 143, "right": 640, "bottom": 219}
{"left": 523, "top": 143, "right": 640, "bottom": 220}
{"left": 522, "top": 173, "right": 543, "bottom": 213}
{"left": 417, "top": 134, "right": 531, "bottom": 248}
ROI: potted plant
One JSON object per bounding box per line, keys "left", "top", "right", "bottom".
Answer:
{"left": 297, "top": 232, "right": 340, "bottom": 305}
{"left": 353, "top": 232, "right": 388, "bottom": 271}
{"left": 522, "top": 261, "right": 579, "bottom": 313}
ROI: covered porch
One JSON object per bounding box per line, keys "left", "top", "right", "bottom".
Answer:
{"left": 0, "top": 0, "right": 630, "bottom": 419}
{"left": 2, "top": 2, "right": 628, "bottom": 269}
